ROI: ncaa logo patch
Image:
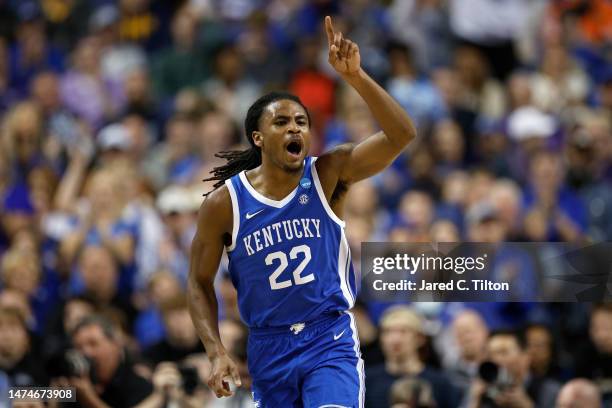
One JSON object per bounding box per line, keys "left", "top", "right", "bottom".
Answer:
{"left": 300, "top": 178, "right": 312, "bottom": 189}
{"left": 299, "top": 194, "right": 309, "bottom": 205}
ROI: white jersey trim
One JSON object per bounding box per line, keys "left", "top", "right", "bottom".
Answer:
{"left": 311, "top": 157, "right": 346, "bottom": 228}
{"left": 337, "top": 228, "right": 355, "bottom": 308}
{"left": 346, "top": 311, "right": 365, "bottom": 408}
{"left": 238, "top": 171, "right": 298, "bottom": 208}
{"left": 224, "top": 179, "right": 240, "bottom": 252}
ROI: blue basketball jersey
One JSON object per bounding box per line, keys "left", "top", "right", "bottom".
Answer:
{"left": 224, "top": 157, "right": 358, "bottom": 328}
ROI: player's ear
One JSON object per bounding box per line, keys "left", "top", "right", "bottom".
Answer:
{"left": 252, "top": 131, "right": 263, "bottom": 148}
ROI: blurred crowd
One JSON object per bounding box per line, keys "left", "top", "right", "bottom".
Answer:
{"left": 0, "top": 0, "right": 611, "bottom": 407}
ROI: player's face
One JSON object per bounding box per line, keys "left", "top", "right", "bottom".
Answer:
{"left": 255, "top": 100, "right": 311, "bottom": 172}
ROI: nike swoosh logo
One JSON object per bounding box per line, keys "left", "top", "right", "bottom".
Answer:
{"left": 246, "top": 209, "right": 264, "bottom": 220}
{"left": 333, "top": 330, "right": 346, "bottom": 341}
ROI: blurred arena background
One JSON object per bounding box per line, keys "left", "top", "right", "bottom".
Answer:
{"left": 0, "top": 0, "right": 611, "bottom": 407}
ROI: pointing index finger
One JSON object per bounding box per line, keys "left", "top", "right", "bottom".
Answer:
{"left": 325, "top": 16, "right": 335, "bottom": 46}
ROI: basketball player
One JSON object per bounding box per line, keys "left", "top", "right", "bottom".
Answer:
{"left": 187, "top": 16, "right": 416, "bottom": 407}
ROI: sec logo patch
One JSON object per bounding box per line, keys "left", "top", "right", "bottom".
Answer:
{"left": 299, "top": 194, "right": 309, "bottom": 205}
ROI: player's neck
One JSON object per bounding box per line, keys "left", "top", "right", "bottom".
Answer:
{"left": 249, "top": 160, "right": 304, "bottom": 201}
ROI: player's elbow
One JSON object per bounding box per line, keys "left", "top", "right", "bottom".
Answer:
{"left": 385, "top": 125, "right": 416, "bottom": 151}
{"left": 398, "top": 122, "right": 417, "bottom": 146}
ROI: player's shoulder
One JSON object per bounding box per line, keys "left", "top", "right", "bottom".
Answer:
{"left": 197, "top": 184, "right": 233, "bottom": 231}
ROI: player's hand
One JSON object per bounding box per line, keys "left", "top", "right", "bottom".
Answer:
{"left": 325, "top": 16, "right": 361, "bottom": 77}
{"left": 208, "top": 354, "right": 242, "bottom": 398}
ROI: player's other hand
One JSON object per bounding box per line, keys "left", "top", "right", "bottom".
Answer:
{"left": 325, "top": 16, "right": 361, "bottom": 77}
{"left": 208, "top": 354, "right": 242, "bottom": 398}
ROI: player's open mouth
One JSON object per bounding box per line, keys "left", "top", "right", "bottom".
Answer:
{"left": 286, "top": 140, "right": 303, "bottom": 159}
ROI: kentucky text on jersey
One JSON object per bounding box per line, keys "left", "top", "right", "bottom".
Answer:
{"left": 243, "top": 218, "right": 322, "bottom": 256}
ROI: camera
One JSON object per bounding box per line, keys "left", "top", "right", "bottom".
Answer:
{"left": 178, "top": 365, "right": 200, "bottom": 396}
{"left": 478, "top": 361, "right": 514, "bottom": 398}
{"left": 47, "top": 349, "right": 94, "bottom": 379}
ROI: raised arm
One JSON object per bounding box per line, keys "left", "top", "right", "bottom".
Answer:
{"left": 187, "top": 186, "right": 241, "bottom": 398}
{"left": 323, "top": 16, "right": 417, "bottom": 183}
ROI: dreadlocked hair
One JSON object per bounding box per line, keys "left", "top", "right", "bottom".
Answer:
{"left": 203, "top": 91, "right": 311, "bottom": 196}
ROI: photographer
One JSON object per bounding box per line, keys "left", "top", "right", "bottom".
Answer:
{"left": 465, "top": 330, "right": 560, "bottom": 408}
{"left": 52, "top": 315, "right": 152, "bottom": 408}
{"left": 134, "top": 361, "right": 212, "bottom": 408}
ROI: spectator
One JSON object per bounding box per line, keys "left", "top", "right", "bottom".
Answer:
{"left": 134, "top": 269, "right": 184, "bottom": 348}
{"left": 154, "top": 185, "right": 199, "bottom": 281}
{"left": 565, "top": 114, "right": 612, "bottom": 241}
{"left": 0, "top": 37, "right": 20, "bottom": 113}
{"left": 91, "top": 4, "right": 147, "bottom": 87}
{"left": 121, "top": 68, "right": 158, "bottom": 121}
{"left": 388, "top": 0, "right": 453, "bottom": 70}
{"left": 1, "top": 247, "right": 40, "bottom": 300}
{"left": 530, "top": 45, "right": 591, "bottom": 114}
{"left": 575, "top": 304, "right": 612, "bottom": 404}
{"left": 237, "top": 11, "right": 289, "bottom": 89}
{"left": 140, "top": 361, "right": 212, "bottom": 408}
{"left": 0, "top": 288, "right": 35, "bottom": 327}
{"left": 143, "top": 113, "right": 200, "bottom": 189}
{"left": 556, "top": 378, "right": 602, "bottom": 408}
{"left": 389, "top": 376, "right": 437, "bottom": 408}
{"left": 432, "top": 119, "right": 465, "bottom": 176}
{"left": 430, "top": 219, "right": 461, "bottom": 242}
{"left": 74, "top": 244, "right": 136, "bottom": 325}
{"left": 396, "top": 191, "right": 435, "bottom": 242}
{"left": 151, "top": 6, "right": 210, "bottom": 100}
{"left": 201, "top": 43, "right": 260, "bottom": 125}
{"left": 144, "top": 295, "right": 204, "bottom": 366}
{"left": 523, "top": 150, "right": 587, "bottom": 242}
{"left": 488, "top": 180, "right": 523, "bottom": 240}
{"left": 366, "top": 306, "right": 462, "bottom": 408}
{"left": 525, "top": 324, "right": 561, "bottom": 382}
{"left": 0, "top": 306, "right": 47, "bottom": 387}
{"left": 446, "top": 310, "right": 489, "bottom": 392}
{"left": 386, "top": 41, "right": 448, "bottom": 132}
{"left": 465, "top": 330, "right": 560, "bottom": 408}
{"left": 96, "top": 122, "right": 133, "bottom": 167}
{"left": 1, "top": 101, "right": 46, "bottom": 184}
{"left": 9, "top": 2, "right": 64, "bottom": 93}
{"left": 452, "top": 46, "right": 506, "bottom": 122}
{"left": 54, "top": 314, "right": 152, "bottom": 408}
{"left": 197, "top": 109, "right": 240, "bottom": 166}
{"left": 59, "top": 37, "right": 123, "bottom": 129}
{"left": 43, "top": 295, "right": 97, "bottom": 363}
{"left": 59, "top": 169, "right": 135, "bottom": 269}
{"left": 449, "top": 0, "right": 534, "bottom": 80}
{"left": 116, "top": 0, "right": 167, "bottom": 51}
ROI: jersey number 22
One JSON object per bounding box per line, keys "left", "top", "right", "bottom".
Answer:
{"left": 265, "top": 244, "right": 314, "bottom": 290}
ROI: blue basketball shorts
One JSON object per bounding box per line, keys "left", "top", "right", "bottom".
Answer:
{"left": 247, "top": 311, "right": 365, "bottom": 408}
